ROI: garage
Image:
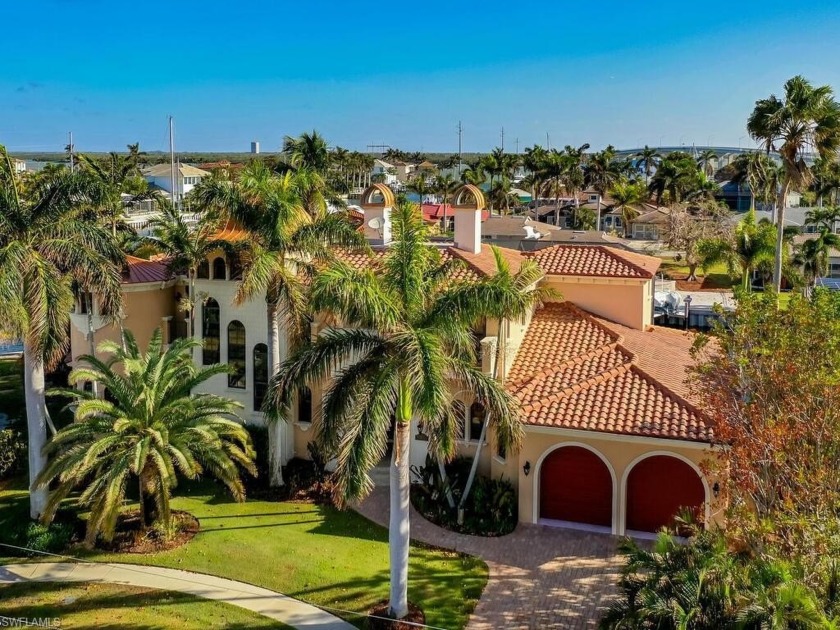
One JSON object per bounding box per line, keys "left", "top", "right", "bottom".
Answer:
{"left": 539, "top": 446, "right": 613, "bottom": 528}
{"left": 625, "top": 455, "right": 706, "bottom": 533}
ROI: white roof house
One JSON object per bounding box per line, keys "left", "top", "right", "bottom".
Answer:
{"left": 142, "top": 163, "right": 210, "bottom": 201}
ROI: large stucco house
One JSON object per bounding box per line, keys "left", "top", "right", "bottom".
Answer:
{"left": 70, "top": 184, "right": 720, "bottom": 538}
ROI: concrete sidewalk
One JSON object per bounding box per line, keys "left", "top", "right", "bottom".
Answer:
{"left": 0, "top": 562, "right": 354, "bottom": 630}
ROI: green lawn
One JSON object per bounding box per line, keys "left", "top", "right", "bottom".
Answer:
{"left": 0, "top": 479, "right": 488, "bottom": 629}
{"left": 0, "top": 581, "right": 290, "bottom": 629}
{"left": 658, "top": 258, "right": 739, "bottom": 289}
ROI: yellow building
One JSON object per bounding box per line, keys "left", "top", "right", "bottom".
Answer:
{"left": 72, "top": 185, "right": 719, "bottom": 537}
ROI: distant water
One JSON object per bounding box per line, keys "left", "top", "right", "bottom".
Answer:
{"left": 0, "top": 339, "right": 23, "bottom": 356}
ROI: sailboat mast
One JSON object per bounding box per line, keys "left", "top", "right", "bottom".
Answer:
{"left": 169, "top": 116, "right": 177, "bottom": 211}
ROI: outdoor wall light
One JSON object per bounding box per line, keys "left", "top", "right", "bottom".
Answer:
{"left": 523, "top": 461, "right": 531, "bottom": 476}
{"left": 712, "top": 481, "right": 720, "bottom": 498}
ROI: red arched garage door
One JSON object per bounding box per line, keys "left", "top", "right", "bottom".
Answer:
{"left": 626, "top": 455, "right": 706, "bottom": 533}
{"left": 539, "top": 446, "right": 613, "bottom": 527}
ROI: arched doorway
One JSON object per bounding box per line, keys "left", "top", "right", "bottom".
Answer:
{"left": 625, "top": 454, "right": 706, "bottom": 533}
{"left": 539, "top": 445, "right": 613, "bottom": 529}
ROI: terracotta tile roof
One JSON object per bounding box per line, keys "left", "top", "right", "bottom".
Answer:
{"left": 527, "top": 245, "right": 661, "bottom": 279}
{"left": 335, "top": 244, "right": 525, "bottom": 284}
{"left": 507, "top": 302, "right": 711, "bottom": 443}
{"left": 211, "top": 220, "right": 250, "bottom": 243}
{"left": 123, "top": 255, "right": 170, "bottom": 284}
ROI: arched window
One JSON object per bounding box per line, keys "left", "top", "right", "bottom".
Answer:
{"left": 197, "top": 259, "right": 210, "bottom": 279}
{"left": 202, "top": 298, "right": 220, "bottom": 365}
{"left": 298, "top": 386, "right": 312, "bottom": 424}
{"left": 452, "top": 400, "right": 466, "bottom": 441}
{"left": 212, "top": 256, "right": 226, "bottom": 280}
{"left": 227, "top": 320, "right": 246, "bottom": 389}
{"left": 253, "top": 343, "right": 268, "bottom": 411}
{"left": 469, "top": 401, "right": 485, "bottom": 442}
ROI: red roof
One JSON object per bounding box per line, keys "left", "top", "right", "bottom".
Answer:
{"left": 124, "top": 256, "right": 169, "bottom": 284}
{"left": 508, "top": 302, "right": 711, "bottom": 443}
{"left": 420, "top": 204, "right": 490, "bottom": 223}
{"left": 528, "top": 245, "right": 661, "bottom": 279}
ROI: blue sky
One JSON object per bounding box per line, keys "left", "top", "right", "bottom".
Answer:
{"left": 4, "top": 0, "right": 840, "bottom": 153}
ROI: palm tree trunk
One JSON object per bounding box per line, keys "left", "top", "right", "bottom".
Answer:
{"left": 388, "top": 378, "right": 412, "bottom": 620}
{"left": 772, "top": 181, "right": 791, "bottom": 292}
{"left": 267, "top": 301, "right": 285, "bottom": 487}
{"left": 23, "top": 343, "right": 49, "bottom": 519}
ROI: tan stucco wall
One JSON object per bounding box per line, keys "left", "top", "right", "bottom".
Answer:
{"left": 70, "top": 284, "right": 178, "bottom": 367}
{"left": 544, "top": 277, "right": 651, "bottom": 330}
{"left": 514, "top": 427, "right": 722, "bottom": 534}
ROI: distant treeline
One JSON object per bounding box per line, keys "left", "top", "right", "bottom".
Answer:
{"left": 10, "top": 151, "right": 487, "bottom": 166}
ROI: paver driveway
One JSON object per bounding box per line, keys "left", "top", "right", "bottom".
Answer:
{"left": 356, "top": 486, "right": 622, "bottom": 629}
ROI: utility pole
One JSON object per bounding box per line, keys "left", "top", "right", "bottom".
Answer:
{"left": 546, "top": 132, "right": 550, "bottom": 151}
{"left": 169, "top": 116, "right": 177, "bottom": 211}
{"left": 500, "top": 127, "right": 504, "bottom": 151}
{"left": 515, "top": 138, "right": 519, "bottom": 155}
{"left": 457, "top": 121, "right": 462, "bottom": 175}
{"left": 68, "top": 132, "right": 74, "bottom": 172}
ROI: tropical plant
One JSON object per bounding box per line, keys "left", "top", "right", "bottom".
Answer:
{"left": 609, "top": 179, "right": 648, "bottom": 237}
{"left": 77, "top": 146, "right": 152, "bottom": 236}
{"left": 0, "top": 145, "right": 123, "bottom": 519}
{"left": 268, "top": 200, "right": 544, "bottom": 619}
{"left": 194, "top": 161, "right": 366, "bottom": 486}
{"left": 635, "top": 145, "right": 662, "bottom": 184}
{"left": 697, "top": 149, "right": 718, "bottom": 178}
{"left": 146, "top": 199, "right": 223, "bottom": 338}
{"left": 698, "top": 208, "right": 777, "bottom": 291}
{"left": 584, "top": 145, "right": 620, "bottom": 199}
{"left": 747, "top": 75, "right": 840, "bottom": 291}
{"left": 460, "top": 163, "right": 485, "bottom": 187}
{"left": 282, "top": 130, "right": 331, "bottom": 173}
{"left": 794, "top": 227, "right": 840, "bottom": 288}
{"left": 36, "top": 329, "right": 256, "bottom": 544}
{"left": 433, "top": 173, "right": 459, "bottom": 230}
{"left": 649, "top": 152, "right": 716, "bottom": 204}
{"left": 406, "top": 174, "right": 431, "bottom": 206}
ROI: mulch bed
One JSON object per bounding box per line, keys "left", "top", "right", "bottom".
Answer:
{"left": 97, "top": 510, "right": 199, "bottom": 554}
{"left": 367, "top": 600, "right": 425, "bottom": 630}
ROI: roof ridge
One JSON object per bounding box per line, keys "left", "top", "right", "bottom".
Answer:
{"left": 596, "top": 246, "right": 657, "bottom": 279}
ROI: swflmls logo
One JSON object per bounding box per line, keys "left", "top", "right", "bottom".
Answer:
{"left": 0, "top": 619, "right": 61, "bottom": 628}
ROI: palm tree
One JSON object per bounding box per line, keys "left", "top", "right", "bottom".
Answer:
{"left": 146, "top": 199, "right": 222, "bottom": 339}
{"left": 0, "top": 145, "right": 123, "bottom": 519}
{"left": 635, "top": 145, "right": 661, "bottom": 184}
{"left": 195, "top": 162, "right": 366, "bottom": 486}
{"left": 36, "top": 329, "right": 256, "bottom": 544}
{"left": 697, "top": 149, "right": 718, "bottom": 178}
{"left": 747, "top": 75, "right": 840, "bottom": 291}
{"left": 583, "top": 145, "right": 620, "bottom": 198}
{"left": 460, "top": 164, "right": 485, "bottom": 187}
{"left": 433, "top": 173, "right": 459, "bottom": 231}
{"left": 406, "top": 174, "right": 431, "bottom": 207}
{"left": 795, "top": 227, "right": 840, "bottom": 288}
{"left": 77, "top": 147, "right": 151, "bottom": 236}
{"left": 282, "top": 130, "right": 331, "bottom": 173}
{"left": 488, "top": 176, "right": 517, "bottom": 215}
{"left": 269, "top": 201, "right": 542, "bottom": 620}
{"left": 610, "top": 179, "right": 647, "bottom": 237}
{"left": 699, "top": 208, "right": 778, "bottom": 291}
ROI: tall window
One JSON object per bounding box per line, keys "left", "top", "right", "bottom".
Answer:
{"left": 298, "top": 387, "right": 312, "bottom": 424}
{"left": 212, "top": 257, "right": 226, "bottom": 280}
{"left": 253, "top": 343, "right": 268, "bottom": 411}
{"left": 452, "top": 400, "right": 466, "bottom": 441}
{"left": 469, "top": 401, "right": 485, "bottom": 442}
{"left": 202, "top": 298, "right": 220, "bottom": 365}
{"left": 197, "top": 259, "right": 210, "bottom": 279}
{"left": 227, "top": 321, "right": 246, "bottom": 389}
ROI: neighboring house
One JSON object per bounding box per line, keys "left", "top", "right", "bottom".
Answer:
{"left": 480, "top": 216, "right": 630, "bottom": 252}
{"left": 371, "top": 159, "right": 397, "bottom": 185}
{"left": 717, "top": 180, "right": 803, "bottom": 213}
{"left": 12, "top": 159, "right": 26, "bottom": 174}
{"left": 630, "top": 207, "right": 671, "bottom": 240}
{"left": 143, "top": 163, "right": 210, "bottom": 204}
{"left": 391, "top": 160, "right": 416, "bottom": 183}
{"left": 72, "top": 183, "right": 720, "bottom": 537}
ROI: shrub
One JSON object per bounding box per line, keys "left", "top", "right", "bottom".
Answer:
{"left": 1, "top": 511, "right": 78, "bottom": 557}
{"left": 411, "top": 454, "right": 517, "bottom": 536}
{"left": 0, "top": 428, "right": 26, "bottom": 479}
